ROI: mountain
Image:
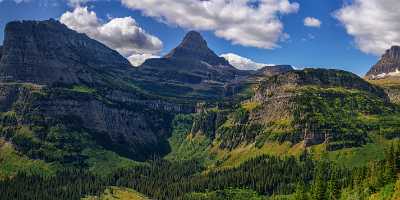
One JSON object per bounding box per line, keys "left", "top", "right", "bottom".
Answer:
{"left": 183, "top": 68, "right": 392, "bottom": 153}
{"left": 2, "top": 19, "right": 400, "bottom": 200}
{"left": 164, "top": 31, "right": 231, "bottom": 66}
{"left": 133, "top": 31, "right": 250, "bottom": 100}
{"left": 0, "top": 19, "right": 132, "bottom": 85}
{"left": 0, "top": 45, "right": 3, "bottom": 60}
{"left": 0, "top": 19, "right": 193, "bottom": 163}
{"left": 366, "top": 46, "right": 400, "bottom": 104}
{"left": 366, "top": 46, "right": 400, "bottom": 79}
{"left": 257, "top": 65, "right": 294, "bottom": 76}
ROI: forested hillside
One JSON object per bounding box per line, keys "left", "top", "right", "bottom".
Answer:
{"left": 1, "top": 19, "right": 400, "bottom": 200}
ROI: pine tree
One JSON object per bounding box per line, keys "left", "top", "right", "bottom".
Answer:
{"left": 311, "top": 162, "right": 327, "bottom": 200}
{"left": 293, "top": 182, "right": 309, "bottom": 200}
{"left": 327, "top": 169, "right": 339, "bottom": 200}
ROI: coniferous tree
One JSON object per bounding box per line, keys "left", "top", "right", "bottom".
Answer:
{"left": 293, "top": 182, "right": 309, "bottom": 200}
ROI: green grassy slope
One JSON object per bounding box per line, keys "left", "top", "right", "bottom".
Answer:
{"left": 0, "top": 139, "right": 56, "bottom": 179}
{"left": 82, "top": 187, "right": 150, "bottom": 200}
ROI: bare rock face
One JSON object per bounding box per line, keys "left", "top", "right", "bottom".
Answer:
{"left": 164, "top": 31, "right": 231, "bottom": 67}
{"left": 248, "top": 69, "right": 390, "bottom": 148}
{"left": 0, "top": 19, "right": 131, "bottom": 85}
{"left": 0, "top": 19, "right": 198, "bottom": 161}
{"left": 366, "top": 46, "right": 400, "bottom": 79}
{"left": 0, "top": 45, "right": 3, "bottom": 61}
{"left": 137, "top": 31, "right": 249, "bottom": 99}
{"left": 257, "top": 65, "right": 293, "bottom": 76}
{"left": 255, "top": 68, "right": 388, "bottom": 102}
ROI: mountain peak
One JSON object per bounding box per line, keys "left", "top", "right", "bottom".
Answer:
{"left": 385, "top": 46, "right": 400, "bottom": 59}
{"left": 164, "top": 31, "right": 230, "bottom": 66}
{"left": 179, "top": 31, "right": 208, "bottom": 50}
{"left": 366, "top": 45, "right": 400, "bottom": 79}
{"left": 0, "top": 19, "right": 131, "bottom": 85}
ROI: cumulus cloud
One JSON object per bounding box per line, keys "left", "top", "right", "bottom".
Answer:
{"left": 128, "top": 54, "right": 159, "bottom": 66}
{"left": 304, "top": 17, "right": 321, "bottom": 28}
{"left": 335, "top": 0, "right": 400, "bottom": 55}
{"left": 121, "top": 0, "right": 299, "bottom": 49}
{"left": 221, "top": 53, "right": 273, "bottom": 70}
{"left": 60, "top": 6, "right": 162, "bottom": 65}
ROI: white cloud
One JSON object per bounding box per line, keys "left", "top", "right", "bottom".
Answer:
{"left": 128, "top": 54, "right": 159, "bottom": 66}
{"left": 304, "top": 17, "right": 321, "bottom": 28}
{"left": 121, "top": 0, "right": 299, "bottom": 49}
{"left": 60, "top": 6, "right": 163, "bottom": 65}
{"left": 335, "top": 0, "right": 400, "bottom": 55}
{"left": 220, "top": 53, "right": 273, "bottom": 70}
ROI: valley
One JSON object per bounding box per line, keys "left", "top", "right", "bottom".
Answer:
{"left": 0, "top": 19, "right": 400, "bottom": 200}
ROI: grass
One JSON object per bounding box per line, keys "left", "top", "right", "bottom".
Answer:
{"left": 0, "top": 139, "right": 56, "bottom": 179}
{"left": 70, "top": 85, "right": 97, "bottom": 94}
{"left": 309, "top": 135, "right": 398, "bottom": 168}
{"left": 82, "top": 148, "right": 144, "bottom": 175}
{"left": 82, "top": 187, "right": 150, "bottom": 200}
{"left": 211, "top": 141, "right": 304, "bottom": 169}
{"left": 368, "top": 76, "right": 400, "bottom": 88}
{"left": 368, "top": 76, "right": 400, "bottom": 104}
{"left": 165, "top": 114, "right": 216, "bottom": 166}
{"left": 185, "top": 188, "right": 267, "bottom": 200}
{"left": 241, "top": 101, "right": 261, "bottom": 111}
{"left": 368, "top": 183, "right": 396, "bottom": 200}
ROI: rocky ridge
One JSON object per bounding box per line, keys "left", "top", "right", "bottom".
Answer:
{"left": 0, "top": 19, "right": 132, "bottom": 85}
{"left": 189, "top": 69, "right": 392, "bottom": 150}
{"left": 257, "top": 65, "right": 294, "bottom": 76}
{"left": 135, "top": 31, "right": 250, "bottom": 99}
{"left": 366, "top": 46, "right": 400, "bottom": 79}
{"left": 0, "top": 20, "right": 196, "bottom": 161}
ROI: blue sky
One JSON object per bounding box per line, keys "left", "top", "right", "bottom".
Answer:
{"left": 0, "top": 0, "right": 395, "bottom": 76}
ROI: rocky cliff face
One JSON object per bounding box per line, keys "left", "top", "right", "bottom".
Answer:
{"left": 257, "top": 65, "right": 293, "bottom": 76}
{"left": 0, "top": 19, "right": 131, "bottom": 85}
{"left": 0, "top": 20, "right": 197, "bottom": 162}
{"left": 251, "top": 69, "right": 391, "bottom": 148}
{"left": 192, "top": 68, "right": 393, "bottom": 150}
{"left": 255, "top": 68, "right": 388, "bottom": 102}
{"left": 135, "top": 31, "right": 250, "bottom": 99}
{"left": 366, "top": 46, "right": 400, "bottom": 79}
{"left": 164, "top": 31, "right": 231, "bottom": 67}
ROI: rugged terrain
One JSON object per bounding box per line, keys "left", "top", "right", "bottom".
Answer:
{"left": 366, "top": 46, "right": 400, "bottom": 79}
{"left": 1, "top": 19, "right": 400, "bottom": 200}
{"left": 0, "top": 20, "right": 194, "bottom": 164}
{"left": 133, "top": 31, "right": 251, "bottom": 100}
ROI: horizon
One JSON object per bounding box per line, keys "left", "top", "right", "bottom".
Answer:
{"left": 0, "top": 0, "right": 398, "bottom": 76}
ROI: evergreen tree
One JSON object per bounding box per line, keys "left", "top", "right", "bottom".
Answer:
{"left": 293, "top": 182, "right": 309, "bottom": 200}
{"left": 326, "top": 169, "right": 339, "bottom": 200}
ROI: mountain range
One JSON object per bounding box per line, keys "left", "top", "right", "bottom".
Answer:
{"left": 1, "top": 19, "right": 400, "bottom": 200}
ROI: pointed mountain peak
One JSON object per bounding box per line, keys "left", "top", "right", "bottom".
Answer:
{"left": 384, "top": 46, "right": 400, "bottom": 59}
{"left": 366, "top": 45, "right": 400, "bottom": 79}
{"left": 179, "top": 31, "right": 208, "bottom": 50}
{"left": 164, "top": 31, "right": 230, "bottom": 66}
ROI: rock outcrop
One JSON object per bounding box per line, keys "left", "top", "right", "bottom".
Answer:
{"left": 209, "top": 68, "right": 392, "bottom": 150}
{"left": 0, "top": 19, "right": 131, "bottom": 85}
{"left": 164, "top": 31, "right": 231, "bottom": 67}
{"left": 0, "top": 20, "right": 197, "bottom": 161}
{"left": 135, "top": 31, "right": 250, "bottom": 99}
{"left": 257, "top": 65, "right": 293, "bottom": 76}
{"left": 366, "top": 46, "right": 400, "bottom": 79}
{"left": 255, "top": 68, "right": 389, "bottom": 102}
